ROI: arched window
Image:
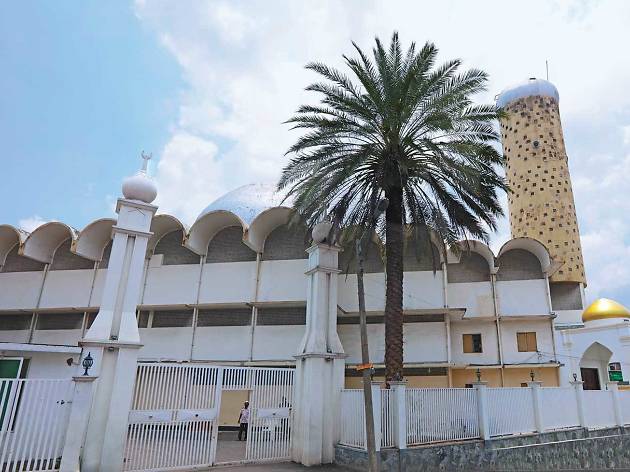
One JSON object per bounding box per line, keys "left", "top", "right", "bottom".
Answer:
{"left": 338, "top": 240, "right": 383, "bottom": 274}
{"left": 0, "top": 245, "right": 45, "bottom": 272}
{"left": 206, "top": 226, "right": 257, "bottom": 263}
{"left": 50, "top": 239, "right": 94, "bottom": 270}
{"left": 262, "top": 224, "right": 308, "bottom": 261}
{"left": 154, "top": 230, "right": 199, "bottom": 265}
{"left": 403, "top": 239, "right": 441, "bottom": 272}
{"left": 447, "top": 252, "right": 491, "bottom": 283}
{"left": 496, "top": 249, "right": 543, "bottom": 281}
{"left": 100, "top": 241, "right": 112, "bottom": 268}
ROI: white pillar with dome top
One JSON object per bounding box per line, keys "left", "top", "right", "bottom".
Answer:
{"left": 292, "top": 221, "right": 346, "bottom": 466}
{"left": 79, "top": 154, "right": 158, "bottom": 472}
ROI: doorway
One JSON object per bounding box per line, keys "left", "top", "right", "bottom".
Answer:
{"left": 215, "top": 389, "right": 251, "bottom": 464}
{"left": 581, "top": 367, "right": 601, "bottom": 390}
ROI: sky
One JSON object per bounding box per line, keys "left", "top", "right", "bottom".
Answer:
{"left": 1, "top": 0, "right": 630, "bottom": 304}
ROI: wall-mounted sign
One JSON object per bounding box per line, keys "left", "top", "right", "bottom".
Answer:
{"left": 609, "top": 370, "right": 623, "bottom": 382}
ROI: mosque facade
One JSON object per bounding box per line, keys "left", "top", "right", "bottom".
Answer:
{"left": 0, "top": 78, "right": 629, "bottom": 403}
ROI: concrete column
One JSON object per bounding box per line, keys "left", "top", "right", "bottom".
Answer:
{"left": 527, "top": 381, "right": 544, "bottom": 432}
{"left": 59, "top": 375, "right": 97, "bottom": 472}
{"left": 473, "top": 382, "right": 490, "bottom": 440}
{"left": 292, "top": 242, "right": 345, "bottom": 466}
{"left": 80, "top": 182, "right": 158, "bottom": 471}
{"left": 371, "top": 382, "right": 382, "bottom": 452}
{"left": 571, "top": 380, "right": 587, "bottom": 428}
{"left": 607, "top": 382, "right": 624, "bottom": 427}
{"left": 389, "top": 381, "right": 407, "bottom": 449}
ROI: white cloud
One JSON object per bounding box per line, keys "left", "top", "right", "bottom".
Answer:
{"left": 18, "top": 215, "right": 48, "bottom": 233}
{"left": 135, "top": 0, "right": 630, "bottom": 303}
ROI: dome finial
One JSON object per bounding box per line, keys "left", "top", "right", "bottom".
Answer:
{"left": 121, "top": 151, "right": 158, "bottom": 204}
{"left": 141, "top": 151, "right": 152, "bottom": 173}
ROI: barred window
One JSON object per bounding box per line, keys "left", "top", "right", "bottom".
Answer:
{"left": 257, "top": 307, "right": 306, "bottom": 326}
{"left": 197, "top": 308, "right": 252, "bottom": 327}
{"left": 0, "top": 313, "right": 32, "bottom": 330}
{"left": 36, "top": 312, "right": 83, "bottom": 330}
{"left": 151, "top": 309, "right": 194, "bottom": 328}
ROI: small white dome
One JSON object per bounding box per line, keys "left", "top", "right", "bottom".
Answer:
{"left": 122, "top": 171, "right": 157, "bottom": 204}
{"left": 496, "top": 78, "right": 559, "bottom": 109}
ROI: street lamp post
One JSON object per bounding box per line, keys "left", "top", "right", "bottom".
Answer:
{"left": 356, "top": 198, "right": 388, "bottom": 472}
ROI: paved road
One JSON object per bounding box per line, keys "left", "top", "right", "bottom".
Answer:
{"left": 213, "top": 463, "right": 350, "bottom": 471}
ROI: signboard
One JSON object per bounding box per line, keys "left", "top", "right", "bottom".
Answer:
{"left": 609, "top": 370, "right": 623, "bottom": 382}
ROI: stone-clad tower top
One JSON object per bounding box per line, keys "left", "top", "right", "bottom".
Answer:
{"left": 497, "top": 78, "right": 586, "bottom": 284}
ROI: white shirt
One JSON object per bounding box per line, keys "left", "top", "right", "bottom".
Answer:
{"left": 239, "top": 408, "right": 250, "bottom": 424}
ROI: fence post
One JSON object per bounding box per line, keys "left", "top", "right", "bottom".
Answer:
{"left": 607, "top": 382, "right": 624, "bottom": 427}
{"left": 527, "top": 381, "right": 544, "bottom": 432}
{"left": 473, "top": 382, "right": 490, "bottom": 440}
{"left": 571, "top": 380, "right": 587, "bottom": 428}
{"left": 60, "top": 376, "right": 97, "bottom": 472}
{"left": 389, "top": 381, "right": 407, "bottom": 450}
{"left": 371, "top": 382, "right": 382, "bottom": 451}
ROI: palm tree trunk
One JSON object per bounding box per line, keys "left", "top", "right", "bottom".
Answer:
{"left": 384, "top": 186, "right": 404, "bottom": 382}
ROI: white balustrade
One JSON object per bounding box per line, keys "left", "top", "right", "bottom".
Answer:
{"left": 339, "top": 389, "right": 365, "bottom": 449}
{"left": 618, "top": 390, "right": 630, "bottom": 425}
{"left": 487, "top": 388, "right": 536, "bottom": 437}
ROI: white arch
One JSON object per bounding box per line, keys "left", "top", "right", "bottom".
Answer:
{"left": 148, "top": 214, "right": 189, "bottom": 257}
{"left": 186, "top": 210, "right": 246, "bottom": 256}
{"left": 449, "top": 239, "right": 496, "bottom": 272}
{"left": 0, "top": 225, "right": 28, "bottom": 267}
{"left": 21, "top": 222, "right": 78, "bottom": 263}
{"left": 497, "top": 237, "right": 552, "bottom": 275}
{"left": 73, "top": 218, "right": 115, "bottom": 261}
{"left": 245, "top": 206, "right": 293, "bottom": 252}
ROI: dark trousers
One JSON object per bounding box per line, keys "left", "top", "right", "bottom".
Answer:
{"left": 238, "top": 422, "right": 248, "bottom": 440}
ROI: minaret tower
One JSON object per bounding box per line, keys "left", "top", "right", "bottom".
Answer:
{"left": 497, "top": 78, "right": 586, "bottom": 287}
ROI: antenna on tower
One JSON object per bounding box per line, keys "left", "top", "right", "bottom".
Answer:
{"left": 546, "top": 60, "right": 549, "bottom": 81}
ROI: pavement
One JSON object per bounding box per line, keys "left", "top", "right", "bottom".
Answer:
{"left": 212, "top": 431, "right": 351, "bottom": 471}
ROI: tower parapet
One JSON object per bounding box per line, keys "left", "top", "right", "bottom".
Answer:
{"left": 497, "top": 78, "right": 585, "bottom": 285}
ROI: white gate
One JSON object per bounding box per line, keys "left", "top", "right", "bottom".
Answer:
{"left": 123, "top": 363, "right": 294, "bottom": 471}
{"left": 0, "top": 378, "right": 73, "bottom": 472}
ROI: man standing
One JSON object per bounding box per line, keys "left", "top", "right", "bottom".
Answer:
{"left": 238, "top": 401, "right": 250, "bottom": 441}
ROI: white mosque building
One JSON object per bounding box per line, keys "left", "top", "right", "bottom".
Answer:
{"left": 1, "top": 78, "right": 629, "bottom": 402}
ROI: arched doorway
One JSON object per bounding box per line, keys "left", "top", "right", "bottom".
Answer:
{"left": 579, "top": 342, "right": 613, "bottom": 390}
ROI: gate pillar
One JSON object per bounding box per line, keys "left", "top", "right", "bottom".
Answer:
{"left": 293, "top": 238, "right": 345, "bottom": 466}
{"left": 80, "top": 157, "right": 157, "bottom": 472}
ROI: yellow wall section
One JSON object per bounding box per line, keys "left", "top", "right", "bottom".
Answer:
{"left": 344, "top": 375, "right": 449, "bottom": 389}
{"left": 450, "top": 368, "right": 559, "bottom": 387}
{"left": 219, "top": 390, "right": 250, "bottom": 427}
{"left": 499, "top": 95, "right": 585, "bottom": 284}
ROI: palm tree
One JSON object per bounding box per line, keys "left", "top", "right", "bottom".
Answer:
{"left": 279, "top": 32, "right": 507, "bottom": 382}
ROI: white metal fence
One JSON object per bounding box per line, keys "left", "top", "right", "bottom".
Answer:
{"left": 540, "top": 387, "right": 580, "bottom": 430}
{"left": 584, "top": 390, "right": 616, "bottom": 428}
{"left": 406, "top": 388, "right": 478, "bottom": 445}
{"left": 487, "top": 387, "right": 536, "bottom": 437}
{"left": 339, "top": 389, "right": 365, "bottom": 449}
{"left": 0, "top": 378, "right": 73, "bottom": 472}
{"left": 124, "top": 363, "right": 295, "bottom": 471}
{"left": 620, "top": 391, "right": 630, "bottom": 425}
{"left": 339, "top": 384, "right": 630, "bottom": 450}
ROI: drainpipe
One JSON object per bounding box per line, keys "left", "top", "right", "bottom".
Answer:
{"left": 490, "top": 271, "right": 504, "bottom": 386}
{"left": 441, "top": 261, "right": 448, "bottom": 308}
{"left": 28, "top": 263, "right": 50, "bottom": 343}
{"left": 81, "top": 260, "right": 100, "bottom": 338}
{"left": 189, "top": 254, "right": 205, "bottom": 361}
{"left": 445, "top": 315, "right": 452, "bottom": 387}
{"left": 249, "top": 252, "right": 263, "bottom": 362}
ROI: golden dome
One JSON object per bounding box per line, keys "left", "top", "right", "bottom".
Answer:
{"left": 582, "top": 298, "right": 630, "bottom": 323}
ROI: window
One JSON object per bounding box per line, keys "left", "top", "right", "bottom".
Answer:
{"left": 517, "top": 332, "right": 538, "bottom": 352}
{"left": 463, "top": 334, "right": 482, "bottom": 353}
